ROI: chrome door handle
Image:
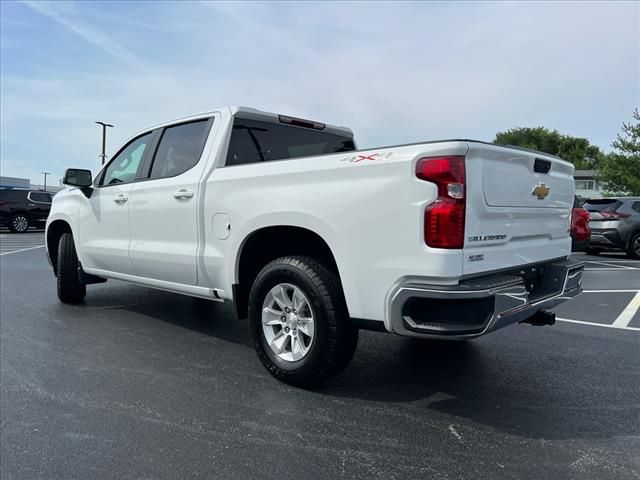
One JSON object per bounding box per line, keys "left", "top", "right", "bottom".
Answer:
{"left": 173, "top": 189, "right": 194, "bottom": 200}
{"left": 114, "top": 194, "right": 128, "bottom": 203}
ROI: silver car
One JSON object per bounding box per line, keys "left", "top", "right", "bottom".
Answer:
{"left": 584, "top": 197, "right": 640, "bottom": 259}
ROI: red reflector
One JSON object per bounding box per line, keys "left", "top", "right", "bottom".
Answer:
{"left": 425, "top": 199, "right": 465, "bottom": 249}
{"left": 416, "top": 156, "right": 466, "bottom": 249}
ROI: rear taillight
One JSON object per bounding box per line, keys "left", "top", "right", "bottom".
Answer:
{"left": 416, "top": 156, "right": 466, "bottom": 249}
{"left": 575, "top": 208, "right": 590, "bottom": 221}
{"left": 599, "top": 210, "right": 629, "bottom": 219}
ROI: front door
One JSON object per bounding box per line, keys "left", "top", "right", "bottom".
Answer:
{"left": 78, "top": 132, "right": 153, "bottom": 275}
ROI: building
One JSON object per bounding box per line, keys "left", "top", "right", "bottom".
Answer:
{"left": 573, "top": 169, "right": 605, "bottom": 199}
{"left": 0, "top": 175, "right": 62, "bottom": 192}
{"left": 0, "top": 176, "right": 30, "bottom": 188}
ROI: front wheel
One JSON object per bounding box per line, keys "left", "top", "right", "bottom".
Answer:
{"left": 248, "top": 256, "right": 358, "bottom": 387}
{"left": 627, "top": 232, "right": 640, "bottom": 259}
{"left": 57, "top": 233, "right": 86, "bottom": 304}
{"left": 9, "top": 213, "right": 29, "bottom": 233}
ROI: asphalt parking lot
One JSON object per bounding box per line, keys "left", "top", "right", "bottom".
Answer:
{"left": 1, "top": 232, "right": 639, "bottom": 479}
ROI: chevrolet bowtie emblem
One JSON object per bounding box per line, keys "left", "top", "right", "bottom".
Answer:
{"left": 532, "top": 183, "right": 550, "bottom": 200}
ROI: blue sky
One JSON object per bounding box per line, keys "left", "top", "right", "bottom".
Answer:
{"left": 1, "top": 1, "right": 638, "bottom": 185}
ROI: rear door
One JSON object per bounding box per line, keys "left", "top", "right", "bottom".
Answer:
{"left": 463, "top": 143, "right": 575, "bottom": 275}
{"left": 27, "top": 191, "right": 52, "bottom": 223}
{"left": 128, "top": 118, "right": 213, "bottom": 285}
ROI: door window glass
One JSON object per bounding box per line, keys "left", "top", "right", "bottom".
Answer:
{"left": 149, "top": 120, "right": 210, "bottom": 179}
{"left": 29, "top": 192, "right": 52, "bottom": 203}
{"left": 101, "top": 133, "right": 152, "bottom": 186}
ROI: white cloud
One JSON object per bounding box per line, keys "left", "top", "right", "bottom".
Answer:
{"left": 1, "top": 1, "right": 638, "bottom": 183}
{"left": 20, "top": 0, "right": 143, "bottom": 66}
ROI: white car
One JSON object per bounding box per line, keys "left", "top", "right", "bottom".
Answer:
{"left": 46, "top": 106, "right": 584, "bottom": 386}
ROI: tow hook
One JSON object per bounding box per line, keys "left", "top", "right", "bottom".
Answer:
{"left": 520, "top": 310, "right": 556, "bottom": 326}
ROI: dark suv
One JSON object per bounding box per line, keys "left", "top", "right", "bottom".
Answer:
{"left": 0, "top": 188, "right": 53, "bottom": 233}
{"left": 583, "top": 197, "right": 640, "bottom": 259}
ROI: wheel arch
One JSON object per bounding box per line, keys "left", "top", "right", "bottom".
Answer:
{"left": 233, "top": 225, "right": 345, "bottom": 320}
{"left": 46, "top": 219, "right": 73, "bottom": 275}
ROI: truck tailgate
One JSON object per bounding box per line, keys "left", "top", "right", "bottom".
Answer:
{"left": 463, "top": 143, "right": 574, "bottom": 275}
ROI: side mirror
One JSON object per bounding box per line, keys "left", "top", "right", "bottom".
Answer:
{"left": 63, "top": 168, "right": 92, "bottom": 187}
{"left": 63, "top": 168, "right": 93, "bottom": 197}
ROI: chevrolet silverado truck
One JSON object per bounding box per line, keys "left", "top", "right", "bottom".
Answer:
{"left": 46, "top": 106, "right": 584, "bottom": 386}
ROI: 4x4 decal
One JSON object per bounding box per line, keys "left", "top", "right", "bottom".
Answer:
{"left": 340, "top": 151, "right": 394, "bottom": 163}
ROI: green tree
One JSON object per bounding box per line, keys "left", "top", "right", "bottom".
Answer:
{"left": 494, "top": 127, "right": 605, "bottom": 170}
{"left": 599, "top": 109, "right": 640, "bottom": 196}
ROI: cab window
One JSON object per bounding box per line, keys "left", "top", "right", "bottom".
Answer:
{"left": 101, "top": 133, "right": 152, "bottom": 186}
{"left": 148, "top": 120, "right": 210, "bottom": 180}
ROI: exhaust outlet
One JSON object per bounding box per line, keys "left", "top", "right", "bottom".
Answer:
{"left": 520, "top": 310, "right": 556, "bottom": 327}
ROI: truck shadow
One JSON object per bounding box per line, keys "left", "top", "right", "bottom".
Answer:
{"left": 83, "top": 283, "right": 637, "bottom": 442}
{"left": 83, "top": 283, "right": 252, "bottom": 349}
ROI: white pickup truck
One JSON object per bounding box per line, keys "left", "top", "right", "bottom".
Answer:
{"left": 47, "top": 106, "right": 584, "bottom": 386}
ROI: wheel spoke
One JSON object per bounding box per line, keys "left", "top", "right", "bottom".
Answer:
{"left": 271, "top": 285, "right": 290, "bottom": 310}
{"left": 292, "top": 287, "right": 307, "bottom": 312}
{"left": 262, "top": 307, "right": 283, "bottom": 325}
{"left": 297, "top": 317, "right": 314, "bottom": 337}
{"left": 291, "top": 332, "right": 306, "bottom": 360}
{"left": 270, "top": 330, "right": 289, "bottom": 354}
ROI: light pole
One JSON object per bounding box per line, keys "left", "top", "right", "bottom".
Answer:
{"left": 95, "top": 121, "right": 114, "bottom": 165}
{"left": 41, "top": 172, "right": 50, "bottom": 191}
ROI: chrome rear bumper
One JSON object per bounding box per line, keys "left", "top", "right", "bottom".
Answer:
{"left": 388, "top": 259, "right": 584, "bottom": 339}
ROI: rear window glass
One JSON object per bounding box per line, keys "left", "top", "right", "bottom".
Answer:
{"left": 0, "top": 190, "right": 26, "bottom": 201}
{"left": 225, "top": 118, "right": 355, "bottom": 166}
{"left": 583, "top": 199, "right": 622, "bottom": 212}
{"left": 149, "top": 119, "right": 211, "bottom": 180}
{"left": 29, "top": 192, "right": 52, "bottom": 203}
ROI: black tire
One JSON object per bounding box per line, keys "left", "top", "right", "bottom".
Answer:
{"left": 585, "top": 247, "right": 602, "bottom": 256}
{"left": 248, "top": 256, "right": 358, "bottom": 387}
{"left": 57, "top": 233, "right": 86, "bottom": 304}
{"left": 8, "top": 213, "right": 29, "bottom": 233}
{"left": 627, "top": 232, "right": 640, "bottom": 259}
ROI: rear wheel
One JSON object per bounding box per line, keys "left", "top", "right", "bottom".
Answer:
{"left": 248, "top": 256, "right": 358, "bottom": 387}
{"left": 57, "top": 233, "right": 86, "bottom": 304}
{"left": 627, "top": 232, "right": 640, "bottom": 259}
{"left": 9, "top": 213, "right": 29, "bottom": 233}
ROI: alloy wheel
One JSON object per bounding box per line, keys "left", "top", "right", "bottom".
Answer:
{"left": 12, "top": 215, "right": 28, "bottom": 232}
{"left": 261, "top": 283, "right": 315, "bottom": 362}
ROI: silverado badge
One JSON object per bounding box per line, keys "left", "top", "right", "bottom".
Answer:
{"left": 531, "top": 183, "right": 550, "bottom": 200}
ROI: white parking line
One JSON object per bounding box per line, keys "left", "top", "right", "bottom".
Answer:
{"left": 557, "top": 317, "right": 640, "bottom": 331}
{"left": 585, "top": 260, "right": 639, "bottom": 270}
{"left": 583, "top": 289, "right": 640, "bottom": 293}
{"left": 611, "top": 291, "right": 640, "bottom": 328}
{"left": 0, "top": 245, "right": 45, "bottom": 256}
{"left": 556, "top": 288, "right": 640, "bottom": 331}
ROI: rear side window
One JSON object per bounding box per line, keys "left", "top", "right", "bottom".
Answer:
{"left": 28, "top": 192, "right": 52, "bottom": 203}
{"left": 0, "top": 190, "right": 25, "bottom": 202}
{"left": 633, "top": 202, "right": 640, "bottom": 214}
{"left": 225, "top": 118, "right": 355, "bottom": 166}
{"left": 149, "top": 120, "right": 210, "bottom": 180}
{"left": 583, "top": 199, "right": 622, "bottom": 212}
